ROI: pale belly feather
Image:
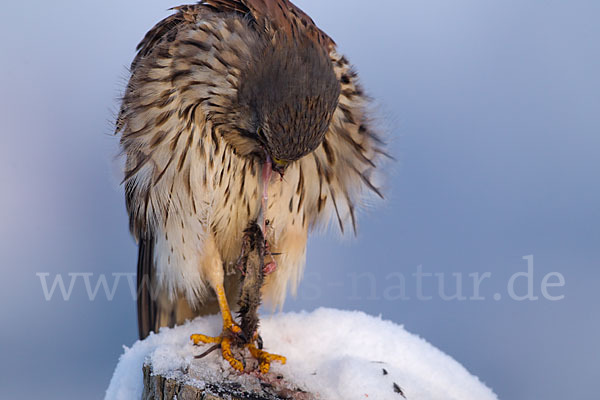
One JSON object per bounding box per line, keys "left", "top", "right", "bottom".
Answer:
{"left": 145, "top": 128, "right": 307, "bottom": 309}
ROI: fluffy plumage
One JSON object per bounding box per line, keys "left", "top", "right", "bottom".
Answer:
{"left": 117, "top": 0, "right": 386, "bottom": 340}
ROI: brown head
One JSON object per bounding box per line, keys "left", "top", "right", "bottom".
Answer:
{"left": 232, "top": 33, "right": 340, "bottom": 172}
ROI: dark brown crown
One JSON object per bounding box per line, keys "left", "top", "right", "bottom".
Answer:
{"left": 238, "top": 34, "right": 340, "bottom": 161}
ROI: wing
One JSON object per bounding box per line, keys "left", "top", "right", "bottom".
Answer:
{"left": 118, "top": 3, "right": 247, "bottom": 240}
{"left": 118, "top": 8, "right": 192, "bottom": 339}
{"left": 116, "top": 7, "right": 191, "bottom": 134}
{"left": 202, "top": 0, "right": 335, "bottom": 49}
{"left": 119, "top": 4, "right": 245, "bottom": 338}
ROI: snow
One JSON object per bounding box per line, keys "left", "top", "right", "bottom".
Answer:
{"left": 105, "top": 308, "right": 497, "bottom": 400}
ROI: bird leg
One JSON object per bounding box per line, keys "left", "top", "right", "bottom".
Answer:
{"left": 191, "top": 283, "right": 245, "bottom": 371}
{"left": 247, "top": 332, "right": 286, "bottom": 374}
{"left": 192, "top": 253, "right": 286, "bottom": 373}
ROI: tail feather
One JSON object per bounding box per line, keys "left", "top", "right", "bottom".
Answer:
{"left": 137, "top": 234, "right": 158, "bottom": 339}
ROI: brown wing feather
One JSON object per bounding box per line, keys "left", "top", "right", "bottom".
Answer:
{"left": 201, "top": 0, "right": 251, "bottom": 13}
{"left": 202, "top": 0, "right": 335, "bottom": 48}
{"left": 120, "top": 5, "right": 206, "bottom": 339}
{"left": 116, "top": 6, "right": 197, "bottom": 134}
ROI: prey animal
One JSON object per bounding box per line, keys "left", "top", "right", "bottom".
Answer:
{"left": 236, "top": 222, "right": 268, "bottom": 346}
{"left": 194, "top": 221, "right": 281, "bottom": 373}
{"left": 118, "top": 0, "right": 385, "bottom": 373}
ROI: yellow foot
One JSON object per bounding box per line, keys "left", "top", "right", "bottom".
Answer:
{"left": 191, "top": 323, "right": 244, "bottom": 372}
{"left": 247, "top": 343, "right": 286, "bottom": 374}
{"left": 190, "top": 283, "right": 285, "bottom": 373}
{"left": 191, "top": 326, "right": 286, "bottom": 373}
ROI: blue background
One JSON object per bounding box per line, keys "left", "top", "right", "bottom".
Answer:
{"left": 0, "top": 1, "right": 598, "bottom": 399}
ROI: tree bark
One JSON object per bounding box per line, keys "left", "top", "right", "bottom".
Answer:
{"left": 142, "top": 363, "right": 309, "bottom": 400}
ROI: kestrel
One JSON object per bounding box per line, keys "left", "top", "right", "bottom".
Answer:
{"left": 118, "top": 0, "right": 385, "bottom": 372}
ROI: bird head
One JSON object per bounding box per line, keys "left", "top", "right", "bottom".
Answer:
{"left": 233, "top": 34, "right": 341, "bottom": 175}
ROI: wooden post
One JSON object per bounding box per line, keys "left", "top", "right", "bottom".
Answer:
{"left": 142, "top": 363, "right": 309, "bottom": 400}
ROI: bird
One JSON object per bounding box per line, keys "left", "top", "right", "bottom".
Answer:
{"left": 117, "top": 0, "right": 386, "bottom": 373}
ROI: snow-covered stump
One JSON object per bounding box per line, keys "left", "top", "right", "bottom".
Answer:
{"left": 141, "top": 362, "right": 310, "bottom": 400}
{"left": 142, "top": 364, "right": 209, "bottom": 400}
{"left": 141, "top": 363, "right": 281, "bottom": 400}
{"left": 106, "top": 309, "right": 498, "bottom": 400}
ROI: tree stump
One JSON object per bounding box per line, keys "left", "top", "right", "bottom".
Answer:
{"left": 142, "top": 363, "right": 311, "bottom": 400}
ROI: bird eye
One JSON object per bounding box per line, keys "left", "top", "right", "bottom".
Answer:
{"left": 272, "top": 157, "right": 289, "bottom": 168}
